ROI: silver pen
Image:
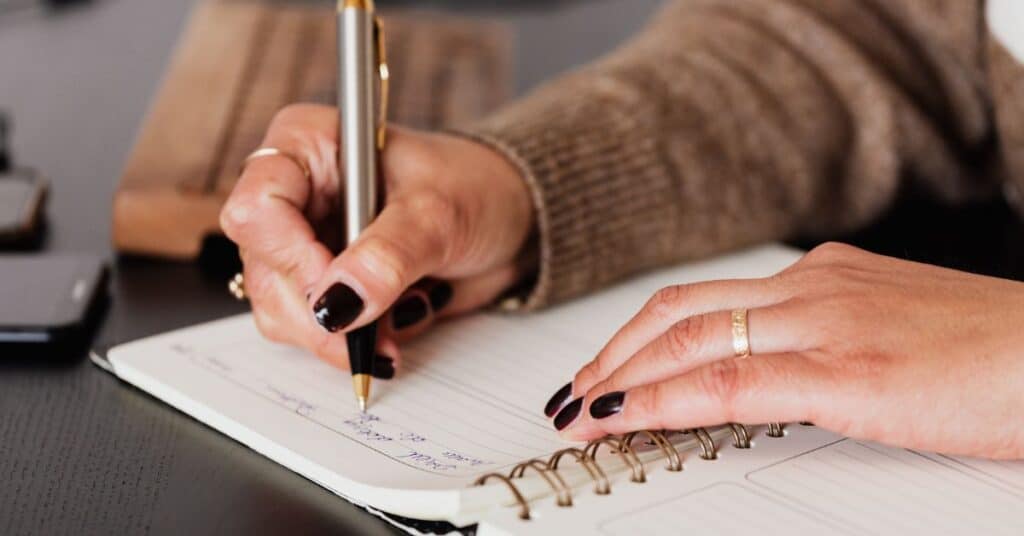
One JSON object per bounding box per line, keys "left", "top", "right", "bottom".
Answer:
{"left": 337, "top": 0, "right": 388, "bottom": 411}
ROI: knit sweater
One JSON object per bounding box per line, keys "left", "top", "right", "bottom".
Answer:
{"left": 457, "top": 0, "right": 1024, "bottom": 310}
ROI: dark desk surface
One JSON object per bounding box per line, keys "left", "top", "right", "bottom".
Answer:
{"left": 0, "top": 0, "right": 662, "bottom": 534}
{"left": 2, "top": 1, "right": 1023, "bottom": 535}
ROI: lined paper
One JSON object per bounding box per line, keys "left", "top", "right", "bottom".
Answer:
{"left": 105, "top": 245, "right": 806, "bottom": 519}
{"left": 748, "top": 440, "right": 1024, "bottom": 534}
{"left": 172, "top": 317, "right": 574, "bottom": 479}
{"left": 939, "top": 454, "right": 1024, "bottom": 493}
{"left": 598, "top": 483, "right": 836, "bottom": 535}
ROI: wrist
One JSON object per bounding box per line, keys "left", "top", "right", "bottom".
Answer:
{"left": 442, "top": 131, "right": 538, "bottom": 264}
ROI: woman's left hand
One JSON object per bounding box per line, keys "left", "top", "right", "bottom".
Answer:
{"left": 546, "top": 243, "right": 1024, "bottom": 459}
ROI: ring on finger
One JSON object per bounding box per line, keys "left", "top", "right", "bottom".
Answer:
{"left": 731, "top": 308, "right": 751, "bottom": 358}
{"left": 242, "top": 147, "right": 311, "bottom": 180}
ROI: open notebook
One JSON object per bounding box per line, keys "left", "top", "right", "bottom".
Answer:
{"left": 92, "top": 246, "right": 1024, "bottom": 534}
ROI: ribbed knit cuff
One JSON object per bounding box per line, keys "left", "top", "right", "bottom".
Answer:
{"left": 450, "top": 73, "right": 680, "bottom": 311}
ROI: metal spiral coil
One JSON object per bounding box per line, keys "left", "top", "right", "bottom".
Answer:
{"left": 728, "top": 423, "right": 751, "bottom": 448}
{"left": 687, "top": 428, "right": 718, "bottom": 460}
{"left": 549, "top": 447, "right": 610, "bottom": 495}
{"left": 473, "top": 472, "right": 531, "bottom": 520}
{"left": 583, "top": 436, "right": 646, "bottom": 483}
{"left": 623, "top": 430, "right": 683, "bottom": 472}
{"left": 474, "top": 424, "right": 783, "bottom": 520}
{"left": 509, "top": 459, "right": 572, "bottom": 507}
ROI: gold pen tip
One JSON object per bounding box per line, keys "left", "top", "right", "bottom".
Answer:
{"left": 353, "top": 373, "right": 372, "bottom": 412}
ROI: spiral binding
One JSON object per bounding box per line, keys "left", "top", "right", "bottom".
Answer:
{"left": 473, "top": 422, "right": 787, "bottom": 520}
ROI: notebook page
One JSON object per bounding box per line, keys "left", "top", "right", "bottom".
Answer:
{"left": 479, "top": 425, "right": 1024, "bottom": 535}
{"left": 107, "top": 245, "right": 802, "bottom": 519}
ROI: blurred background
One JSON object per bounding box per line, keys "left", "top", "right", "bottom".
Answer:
{"left": 1, "top": 1, "right": 1022, "bottom": 534}
{"left": 0, "top": 0, "right": 664, "bottom": 342}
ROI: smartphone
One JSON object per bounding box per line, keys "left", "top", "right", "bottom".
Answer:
{"left": 0, "top": 254, "right": 108, "bottom": 346}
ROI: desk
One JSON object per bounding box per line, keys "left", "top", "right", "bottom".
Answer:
{"left": 2, "top": 1, "right": 1022, "bottom": 534}
{"left": 0, "top": 0, "right": 661, "bottom": 533}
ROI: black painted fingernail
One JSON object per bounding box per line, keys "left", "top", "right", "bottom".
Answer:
{"left": 544, "top": 382, "right": 573, "bottom": 417}
{"left": 428, "top": 282, "right": 453, "bottom": 311}
{"left": 554, "top": 397, "right": 583, "bottom": 431}
{"left": 313, "top": 283, "right": 364, "bottom": 332}
{"left": 589, "top": 391, "right": 625, "bottom": 419}
{"left": 392, "top": 295, "right": 428, "bottom": 330}
{"left": 373, "top": 355, "right": 395, "bottom": 380}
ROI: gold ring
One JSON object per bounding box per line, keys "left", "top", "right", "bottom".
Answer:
{"left": 228, "top": 272, "right": 246, "bottom": 301}
{"left": 242, "top": 147, "right": 311, "bottom": 180}
{"left": 731, "top": 309, "right": 751, "bottom": 358}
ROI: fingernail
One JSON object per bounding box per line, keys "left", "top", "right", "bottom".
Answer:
{"left": 373, "top": 355, "right": 395, "bottom": 380}
{"left": 428, "top": 282, "right": 453, "bottom": 311}
{"left": 544, "top": 382, "right": 573, "bottom": 417}
{"left": 392, "top": 295, "right": 428, "bottom": 330}
{"left": 589, "top": 391, "right": 625, "bottom": 419}
{"left": 553, "top": 397, "right": 583, "bottom": 431}
{"left": 313, "top": 283, "right": 364, "bottom": 332}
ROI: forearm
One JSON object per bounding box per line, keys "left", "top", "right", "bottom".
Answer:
{"left": 458, "top": 0, "right": 991, "bottom": 309}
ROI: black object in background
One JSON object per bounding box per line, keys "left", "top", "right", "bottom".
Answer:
{"left": 0, "top": 112, "right": 48, "bottom": 249}
{"left": 0, "top": 111, "right": 9, "bottom": 171}
{"left": 0, "top": 0, "right": 92, "bottom": 18}
{"left": 0, "top": 254, "right": 108, "bottom": 347}
{"left": 0, "top": 168, "right": 48, "bottom": 249}
{"left": 792, "top": 182, "right": 1024, "bottom": 283}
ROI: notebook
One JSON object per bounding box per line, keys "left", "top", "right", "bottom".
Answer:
{"left": 91, "top": 245, "right": 1024, "bottom": 534}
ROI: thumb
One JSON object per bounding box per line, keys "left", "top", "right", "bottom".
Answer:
{"left": 307, "top": 194, "right": 455, "bottom": 333}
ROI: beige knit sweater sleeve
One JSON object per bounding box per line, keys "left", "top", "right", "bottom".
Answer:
{"left": 457, "top": 0, "right": 1013, "bottom": 309}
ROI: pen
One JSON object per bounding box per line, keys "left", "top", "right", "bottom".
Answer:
{"left": 338, "top": 0, "right": 388, "bottom": 412}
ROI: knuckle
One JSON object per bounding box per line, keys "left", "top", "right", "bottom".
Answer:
{"left": 662, "top": 315, "right": 705, "bottom": 362}
{"left": 251, "top": 240, "right": 306, "bottom": 280}
{"left": 647, "top": 285, "right": 687, "bottom": 321}
{"left": 785, "top": 264, "right": 859, "bottom": 299}
{"left": 357, "top": 234, "right": 414, "bottom": 292}
{"left": 804, "top": 242, "right": 856, "bottom": 264}
{"left": 272, "top": 103, "right": 319, "bottom": 127}
{"left": 573, "top": 361, "right": 601, "bottom": 391}
{"left": 631, "top": 382, "right": 666, "bottom": 423}
{"left": 697, "top": 360, "right": 745, "bottom": 419}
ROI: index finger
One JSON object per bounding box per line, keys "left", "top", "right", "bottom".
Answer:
{"left": 568, "top": 278, "right": 790, "bottom": 400}
{"left": 559, "top": 353, "right": 829, "bottom": 441}
{"left": 220, "top": 104, "right": 339, "bottom": 291}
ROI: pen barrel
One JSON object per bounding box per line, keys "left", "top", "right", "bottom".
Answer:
{"left": 339, "top": 6, "right": 378, "bottom": 245}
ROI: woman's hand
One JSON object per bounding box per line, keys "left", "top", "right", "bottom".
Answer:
{"left": 220, "top": 104, "right": 534, "bottom": 374}
{"left": 546, "top": 243, "right": 1024, "bottom": 459}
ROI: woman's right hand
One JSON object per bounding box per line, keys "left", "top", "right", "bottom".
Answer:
{"left": 220, "top": 104, "right": 535, "bottom": 374}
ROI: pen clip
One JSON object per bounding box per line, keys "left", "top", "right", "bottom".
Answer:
{"left": 373, "top": 16, "right": 389, "bottom": 150}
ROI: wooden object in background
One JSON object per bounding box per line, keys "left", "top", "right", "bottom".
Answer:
{"left": 113, "top": 0, "right": 512, "bottom": 259}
